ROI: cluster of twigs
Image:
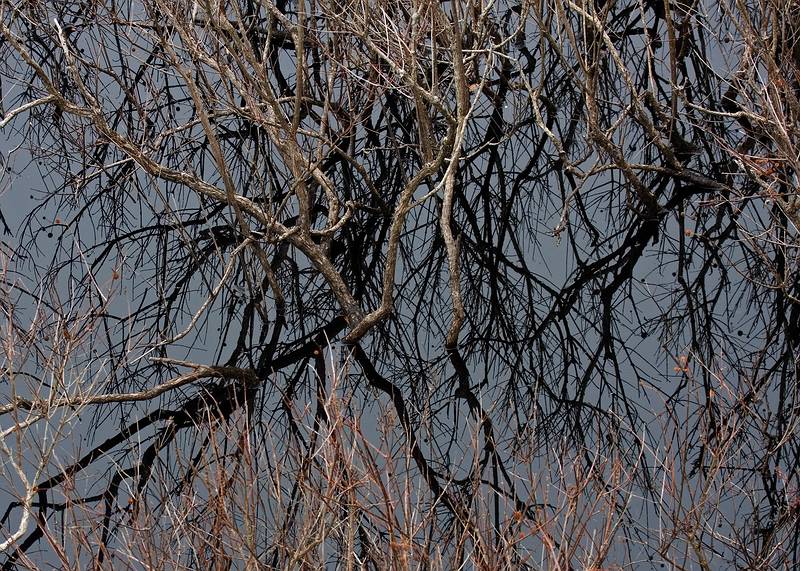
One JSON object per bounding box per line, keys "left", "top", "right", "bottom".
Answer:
{"left": 0, "top": 0, "right": 799, "bottom": 568}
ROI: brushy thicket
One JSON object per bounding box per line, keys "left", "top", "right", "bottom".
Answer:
{"left": 1, "top": 0, "right": 800, "bottom": 569}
